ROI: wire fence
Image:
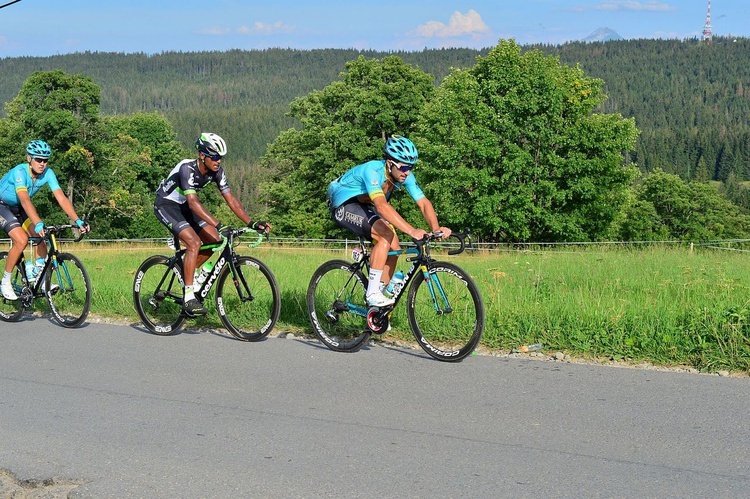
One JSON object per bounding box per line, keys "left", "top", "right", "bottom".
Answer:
{"left": 5, "top": 236, "right": 750, "bottom": 255}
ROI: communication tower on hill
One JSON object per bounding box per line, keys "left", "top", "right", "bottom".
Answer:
{"left": 702, "top": 0, "right": 713, "bottom": 43}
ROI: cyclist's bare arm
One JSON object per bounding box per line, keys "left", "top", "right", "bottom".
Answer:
{"left": 186, "top": 192, "right": 220, "bottom": 228}
{"left": 52, "top": 190, "right": 89, "bottom": 233}
{"left": 415, "top": 197, "right": 451, "bottom": 240}
{"left": 221, "top": 190, "right": 251, "bottom": 227}
{"left": 372, "top": 196, "right": 426, "bottom": 240}
{"left": 16, "top": 190, "right": 43, "bottom": 231}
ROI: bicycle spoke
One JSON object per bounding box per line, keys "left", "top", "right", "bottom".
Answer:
{"left": 0, "top": 251, "right": 25, "bottom": 322}
{"left": 45, "top": 253, "right": 91, "bottom": 328}
{"left": 133, "top": 255, "right": 185, "bottom": 335}
{"left": 407, "top": 262, "right": 485, "bottom": 362}
{"left": 217, "top": 256, "right": 280, "bottom": 341}
{"left": 307, "top": 260, "right": 370, "bottom": 352}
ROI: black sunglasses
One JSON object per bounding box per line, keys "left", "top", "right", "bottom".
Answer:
{"left": 32, "top": 157, "right": 49, "bottom": 164}
{"left": 203, "top": 153, "right": 222, "bottom": 161}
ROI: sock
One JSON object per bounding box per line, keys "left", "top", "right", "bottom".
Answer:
{"left": 2, "top": 271, "right": 10, "bottom": 284}
{"left": 367, "top": 269, "right": 384, "bottom": 296}
{"left": 184, "top": 285, "right": 195, "bottom": 302}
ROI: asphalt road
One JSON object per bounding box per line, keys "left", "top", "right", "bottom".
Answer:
{"left": 1, "top": 318, "right": 748, "bottom": 498}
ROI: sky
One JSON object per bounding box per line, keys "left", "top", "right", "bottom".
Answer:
{"left": 0, "top": 0, "right": 747, "bottom": 57}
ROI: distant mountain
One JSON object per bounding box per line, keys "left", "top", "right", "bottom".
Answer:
{"left": 583, "top": 27, "right": 624, "bottom": 42}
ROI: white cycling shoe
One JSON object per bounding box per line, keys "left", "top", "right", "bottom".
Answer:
{"left": 1, "top": 280, "right": 18, "bottom": 301}
{"left": 366, "top": 290, "right": 395, "bottom": 307}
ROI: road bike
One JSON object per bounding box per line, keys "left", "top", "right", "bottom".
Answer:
{"left": 0, "top": 224, "right": 91, "bottom": 327}
{"left": 306, "top": 231, "right": 485, "bottom": 362}
{"left": 133, "top": 227, "right": 280, "bottom": 341}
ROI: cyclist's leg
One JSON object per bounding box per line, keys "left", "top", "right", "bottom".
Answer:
{"left": 155, "top": 201, "right": 206, "bottom": 316}
{"left": 21, "top": 218, "right": 47, "bottom": 261}
{"left": 192, "top": 216, "right": 221, "bottom": 270}
{"left": 0, "top": 206, "right": 26, "bottom": 300}
{"left": 332, "top": 200, "right": 393, "bottom": 306}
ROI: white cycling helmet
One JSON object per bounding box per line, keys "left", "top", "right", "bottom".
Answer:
{"left": 195, "top": 132, "right": 227, "bottom": 157}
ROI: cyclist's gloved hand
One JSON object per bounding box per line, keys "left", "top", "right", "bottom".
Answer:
{"left": 215, "top": 223, "right": 232, "bottom": 238}
{"left": 249, "top": 220, "right": 270, "bottom": 233}
{"left": 34, "top": 221, "right": 45, "bottom": 237}
{"left": 76, "top": 219, "right": 91, "bottom": 233}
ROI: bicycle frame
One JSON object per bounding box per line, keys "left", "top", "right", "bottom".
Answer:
{"left": 17, "top": 225, "right": 82, "bottom": 306}
{"left": 345, "top": 232, "right": 470, "bottom": 320}
{"left": 162, "top": 229, "right": 264, "bottom": 310}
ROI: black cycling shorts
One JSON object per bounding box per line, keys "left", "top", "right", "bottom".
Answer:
{"left": 330, "top": 199, "right": 382, "bottom": 240}
{"left": 0, "top": 202, "right": 25, "bottom": 234}
{"left": 154, "top": 201, "right": 209, "bottom": 238}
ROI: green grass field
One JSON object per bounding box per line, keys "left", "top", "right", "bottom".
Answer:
{"left": 35, "top": 240, "right": 750, "bottom": 374}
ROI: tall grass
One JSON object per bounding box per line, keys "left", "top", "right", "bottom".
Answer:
{"left": 63, "top": 241, "right": 750, "bottom": 373}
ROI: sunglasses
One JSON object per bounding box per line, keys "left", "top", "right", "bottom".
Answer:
{"left": 203, "top": 153, "right": 222, "bottom": 161}
{"left": 389, "top": 160, "right": 413, "bottom": 172}
{"left": 32, "top": 157, "right": 50, "bottom": 164}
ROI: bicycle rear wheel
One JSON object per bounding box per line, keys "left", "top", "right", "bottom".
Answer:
{"left": 133, "top": 255, "right": 186, "bottom": 335}
{"left": 0, "top": 251, "right": 25, "bottom": 322}
{"left": 44, "top": 252, "right": 92, "bottom": 328}
{"left": 407, "top": 261, "right": 485, "bottom": 362}
{"left": 216, "top": 256, "right": 281, "bottom": 341}
{"left": 306, "top": 259, "right": 370, "bottom": 352}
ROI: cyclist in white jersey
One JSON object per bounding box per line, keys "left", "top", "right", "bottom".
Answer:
{"left": 326, "top": 135, "right": 450, "bottom": 307}
{"left": 0, "top": 140, "right": 90, "bottom": 301}
{"left": 154, "top": 133, "right": 270, "bottom": 316}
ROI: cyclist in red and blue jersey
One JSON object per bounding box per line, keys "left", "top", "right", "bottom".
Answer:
{"left": 154, "top": 132, "right": 270, "bottom": 316}
{"left": 326, "top": 135, "right": 450, "bottom": 307}
{"left": 0, "top": 140, "right": 90, "bottom": 301}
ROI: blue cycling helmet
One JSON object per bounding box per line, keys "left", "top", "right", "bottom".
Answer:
{"left": 26, "top": 140, "right": 52, "bottom": 158}
{"left": 384, "top": 135, "right": 418, "bottom": 165}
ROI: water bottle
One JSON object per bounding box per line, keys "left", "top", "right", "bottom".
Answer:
{"left": 194, "top": 261, "right": 214, "bottom": 287}
{"left": 25, "top": 258, "right": 45, "bottom": 282}
{"left": 25, "top": 261, "right": 37, "bottom": 282}
{"left": 385, "top": 270, "right": 405, "bottom": 297}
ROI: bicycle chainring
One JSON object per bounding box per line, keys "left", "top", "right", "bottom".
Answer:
{"left": 366, "top": 307, "right": 390, "bottom": 334}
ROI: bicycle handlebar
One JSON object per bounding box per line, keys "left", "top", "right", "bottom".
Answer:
{"left": 38, "top": 224, "right": 87, "bottom": 243}
{"left": 411, "top": 229, "right": 473, "bottom": 257}
{"left": 220, "top": 226, "right": 268, "bottom": 248}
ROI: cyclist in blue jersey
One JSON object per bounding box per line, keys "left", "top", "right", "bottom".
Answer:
{"left": 154, "top": 132, "right": 270, "bottom": 317}
{"left": 0, "top": 140, "right": 90, "bottom": 301}
{"left": 326, "top": 135, "right": 450, "bottom": 307}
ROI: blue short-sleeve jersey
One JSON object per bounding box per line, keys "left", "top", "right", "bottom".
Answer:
{"left": 0, "top": 163, "right": 62, "bottom": 206}
{"left": 326, "top": 159, "right": 425, "bottom": 208}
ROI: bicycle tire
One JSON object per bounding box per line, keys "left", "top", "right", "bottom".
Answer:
{"left": 406, "top": 261, "right": 485, "bottom": 362}
{"left": 44, "top": 252, "right": 92, "bottom": 328}
{"left": 216, "top": 256, "right": 281, "bottom": 341}
{"left": 0, "top": 251, "right": 25, "bottom": 322}
{"left": 306, "top": 259, "right": 371, "bottom": 352}
{"left": 133, "top": 255, "right": 186, "bottom": 335}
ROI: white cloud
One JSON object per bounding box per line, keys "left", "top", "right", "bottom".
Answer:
{"left": 415, "top": 9, "right": 489, "bottom": 38}
{"left": 237, "top": 21, "right": 295, "bottom": 36}
{"left": 594, "top": 1, "right": 676, "bottom": 12}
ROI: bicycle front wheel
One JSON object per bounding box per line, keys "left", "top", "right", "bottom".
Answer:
{"left": 44, "top": 252, "right": 92, "bottom": 328}
{"left": 133, "top": 255, "right": 186, "bottom": 335}
{"left": 216, "top": 256, "right": 281, "bottom": 341}
{"left": 407, "top": 261, "right": 485, "bottom": 362}
{"left": 306, "top": 259, "right": 370, "bottom": 352}
{"left": 0, "top": 251, "right": 25, "bottom": 322}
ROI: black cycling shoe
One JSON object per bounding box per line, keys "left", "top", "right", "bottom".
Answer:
{"left": 183, "top": 298, "right": 208, "bottom": 317}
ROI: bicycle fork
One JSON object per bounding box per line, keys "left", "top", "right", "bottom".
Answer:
{"left": 420, "top": 264, "right": 453, "bottom": 315}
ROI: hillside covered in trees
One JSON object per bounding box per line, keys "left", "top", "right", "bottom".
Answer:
{"left": 0, "top": 38, "right": 748, "bottom": 185}
{"left": 0, "top": 38, "right": 748, "bottom": 242}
